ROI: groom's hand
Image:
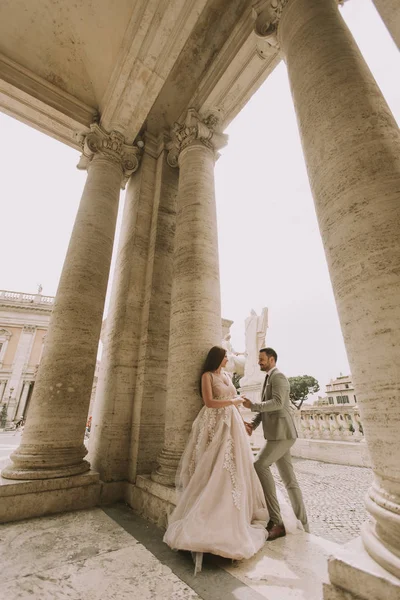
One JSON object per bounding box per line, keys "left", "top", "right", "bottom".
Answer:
{"left": 244, "top": 422, "right": 253, "bottom": 436}
{"left": 242, "top": 397, "right": 252, "bottom": 408}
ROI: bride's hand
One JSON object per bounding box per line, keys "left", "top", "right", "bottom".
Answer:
{"left": 232, "top": 397, "right": 243, "bottom": 407}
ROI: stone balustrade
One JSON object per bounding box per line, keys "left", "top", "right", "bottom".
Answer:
{"left": 294, "top": 405, "right": 364, "bottom": 442}
{"left": 0, "top": 290, "right": 55, "bottom": 306}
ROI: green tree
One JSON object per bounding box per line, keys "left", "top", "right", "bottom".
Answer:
{"left": 288, "top": 375, "right": 320, "bottom": 410}
{"left": 231, "top": 372, "right": 241, "bottom": 392}
{"left": 0, "top": 404, "right": 7, "bottom": 428}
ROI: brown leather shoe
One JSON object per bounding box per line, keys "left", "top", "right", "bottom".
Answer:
{"left": 266, "top": 519, "right": 274, "bottom": 532}
{"left": 267, "top": 523, "right": 286, "bottom": 541}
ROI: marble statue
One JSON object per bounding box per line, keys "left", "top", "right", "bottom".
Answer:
{"left": 240, "top": 308, "right": 268, "bottom": 386}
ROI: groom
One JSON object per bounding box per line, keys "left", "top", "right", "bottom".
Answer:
{"left": 243, "top": 347, "right": 309, "bottom": 540}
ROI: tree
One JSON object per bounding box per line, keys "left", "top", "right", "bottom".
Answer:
{"left": 288, "top": 375, "right": 320, "bottom": 410}
{"left": 231, "top": 372, "right": 242, "bottom": 392}
{"left": 0, "top": 404, "right": 7, "bottom": 428}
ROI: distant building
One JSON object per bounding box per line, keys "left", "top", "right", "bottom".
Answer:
{"left": 0, "top": 289, "right": 98, "bottom": 427}
{"left": 315, "top": 374, "right": 357, "bottom": 406}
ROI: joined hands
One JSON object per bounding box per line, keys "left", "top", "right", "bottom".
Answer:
{"left": 242, "top": 396, "right": 252, "bottom": 409}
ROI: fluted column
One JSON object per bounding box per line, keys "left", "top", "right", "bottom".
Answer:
{"left": 260, "top": 0, "right": 400, "bottom": 579}
{"left": 152, "top": 110, "right": 227, "bottom": 486}
{"left": 2, "top": 124, "right": 141, "bottom": 480}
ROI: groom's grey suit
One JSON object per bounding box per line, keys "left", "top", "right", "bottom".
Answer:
{"left": 250, "top": 367, "right": 309, "bottom": 530}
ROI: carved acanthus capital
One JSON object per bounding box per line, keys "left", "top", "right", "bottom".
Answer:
{"left": 167, "top": 109, "right": 228, "bottom": 168}
{"left": 252, "top": 0, "right": 289, "bottom": 51}
{"left": 76, "top": 124, "right": 143, "bottom": 189}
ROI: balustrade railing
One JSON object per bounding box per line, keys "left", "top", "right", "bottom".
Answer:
{"left": 0, "top": 290, "right": 55, "bottom": 306}
{"left": 294, "top": 405, "right": 364, "bottom": 442}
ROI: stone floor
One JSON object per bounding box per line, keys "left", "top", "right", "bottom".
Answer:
{"left": 273, "top": 457, "right": 372, "bottom": 544}
{"left": 0, "top": 433, "right": 374, "bottom": 599}
{"left": 0, "top": 432, "right": 373, "bottom": 544}
{"left": 0, "top": 505, "right": 341, "bottom": 600}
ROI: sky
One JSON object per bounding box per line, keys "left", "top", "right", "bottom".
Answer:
{"left": 0, "top": 0, "right": 399, "bottom": 399}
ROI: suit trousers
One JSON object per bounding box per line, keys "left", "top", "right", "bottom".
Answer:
{"left": 254, "top": 439, "right": 309, "bottom": 530}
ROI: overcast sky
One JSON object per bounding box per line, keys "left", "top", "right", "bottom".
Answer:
{"left": 0, "top": 0, "right": 398, "bottom": 397}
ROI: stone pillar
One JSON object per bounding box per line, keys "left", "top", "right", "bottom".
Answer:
{"left": 4, "top": 325, "right": 36, "bottom": 418}
{"left": 15, "top": 381, "right": 30, "bottom": 420}
{"left": 88, "top": 132, "right": 178, "bottom": 487}
{"left": 372, "top": 0, "right": 400, "bottom": 49}
{"left": 129, "top": 134, "right": 179, "bottom": 481}
{"left": 151, "top": 110, "right": 227, "bottom": 486}
{"left": 263, "top": 0, "right": 400, "bottom": 584}
{"left": 0, "top": 380, "right": 7, "bottom": 403}
{"left": 2, "top": 124, "right": 141, "bottom": 480}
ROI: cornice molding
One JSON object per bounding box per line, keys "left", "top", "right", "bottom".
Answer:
{"left": 185, "top": 4, "right": 281, "bottom": 129}
{"left": 0, "top": 52, "right": 96, "bottom": 149}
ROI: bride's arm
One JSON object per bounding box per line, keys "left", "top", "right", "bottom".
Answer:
{"left": 201, "top": 373, "right": 243, "bottom": 408}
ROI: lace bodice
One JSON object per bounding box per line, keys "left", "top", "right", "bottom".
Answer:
{"left": 208, "top": 371, "right": 237, "bottom": 401}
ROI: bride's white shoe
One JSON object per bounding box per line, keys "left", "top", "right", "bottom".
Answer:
{"left": 191, "top": 552, "right": 203, "bottom": 575}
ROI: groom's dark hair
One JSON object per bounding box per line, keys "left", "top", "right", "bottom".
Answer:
{"left": 260, "top": 347, "right": 278, "bottom": 362}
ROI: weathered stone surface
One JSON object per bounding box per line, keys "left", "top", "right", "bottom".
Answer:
{"left": 1, "top": 508, "right": 200, "bottom": 600}
{"left": 2, "top": 147, "right": 128, "bottom": 481}
{"left": 89, "top": 134, "right": 178, "bottom": 484}
{"left": 279, "top": 0, "right": 400, "bottom": 581}
{"left": 152, "top": 112, "right": 225, "bottom": 486}
{"left": 0, "top": 471, "right": 100, "bottom": 523}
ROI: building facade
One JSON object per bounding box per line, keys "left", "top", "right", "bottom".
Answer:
{"left": 0, "top": 289, "right": 98, "bottom": 428}
{"left": 316, "top": 374, "right": 357, "bottom": 406}
{"left": 0, "top": 290, "right": 53, "bottom": 426}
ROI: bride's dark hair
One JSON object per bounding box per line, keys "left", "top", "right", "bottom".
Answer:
{"left": 201, "top": 346, "right": 227, "bottom": 380}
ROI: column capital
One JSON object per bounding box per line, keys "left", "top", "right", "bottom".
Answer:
{"left": 22, "top": 325, "right": 36, "bottom": 334}
{"left": 252, "top": 0, "right": 289, "bottom": 49}
{"left": 167, "top": 108, "right": 228, "bottom": 168}
{"left": 77, "top": 124, "right": 143, "bottom": 189}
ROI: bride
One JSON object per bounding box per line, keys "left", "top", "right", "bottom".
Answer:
{"left": 163, "top": 345, "right": 300, "bottom": 572}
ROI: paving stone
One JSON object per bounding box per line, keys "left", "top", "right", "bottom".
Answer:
{"left": 272, "top": 458, "right": 373, "bottom": 544}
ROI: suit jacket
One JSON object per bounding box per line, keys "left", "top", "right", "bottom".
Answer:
{"left": 251, "top": 368, "right": 297, "bottom": 441}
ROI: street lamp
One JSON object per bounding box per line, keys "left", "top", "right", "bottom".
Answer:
{"left": 6, "top": 387, "right": 14, "bottom": 410}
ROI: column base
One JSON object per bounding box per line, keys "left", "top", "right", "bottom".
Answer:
{"left": 324, "top": 537, "right": 400, "bottom": 600}
{"left": 126, "top": 474, "right": 177, "bottom": 528}
{"left": 2, "top": 444, "right": 90, "bottom": 480}
{"left": 151, "top": 448, "right": 180, "bottom": 487}
{"left": 0, "top": 470, "right": 100, "bottom": 523}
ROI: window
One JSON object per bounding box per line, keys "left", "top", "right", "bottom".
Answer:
{"left": 328, "top": 397, "right": 334, "bottom": 404}
{"left": 0, "top": 329, "right": 12, "bottom": 366}
{"left": 338, "top": 395, "right": 349, "bottom": 404}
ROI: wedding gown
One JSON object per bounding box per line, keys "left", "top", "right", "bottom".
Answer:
{"left": 163, "top": 371, "right": 302, "bottom": 562}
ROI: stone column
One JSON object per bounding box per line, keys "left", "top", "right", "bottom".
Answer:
{"left": 152, "top": 110, "right": 227, "bottom": 486}
{"left": 4, "top": 325, "right": 36, "bottom": 414}
{"left": 88, "top": 132, "right": 178, "bottom": 487}
{"left": 15, "top": 381, "right": 30, "bottom": 420}
{"left": 372, "top": 0, "right": 400, "bottom": 49}
{"left": 0, "top": 380, "right": 7, "bottom": 403}
{"left": 260, "top": 0, "right": 400, "bottom": 581}
{"left": 2, "top": 124, "right": 141, "bottom": 480}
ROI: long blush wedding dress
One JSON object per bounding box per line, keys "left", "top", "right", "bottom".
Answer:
{"left": 164, "top": 372, "right": 269, "bottom": 566}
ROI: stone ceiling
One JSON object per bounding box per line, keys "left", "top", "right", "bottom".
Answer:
{"left": 0, "top": 0, "right": 280, "bottom": 148}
